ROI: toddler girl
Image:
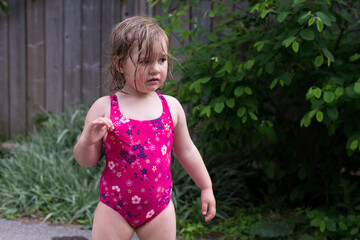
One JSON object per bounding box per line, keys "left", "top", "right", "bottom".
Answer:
{"left": 73, "top": 16, "right": 216, "bottom": 240}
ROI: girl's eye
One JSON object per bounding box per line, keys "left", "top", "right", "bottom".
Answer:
{"left": 159, "top": 58, "right": 167, "bottom": 63}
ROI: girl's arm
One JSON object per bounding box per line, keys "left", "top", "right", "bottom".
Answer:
{"left": 167, "top": 96, "right": 216, "bottom": 222}
{"left": 73, "top": 96, "right": 114, "bottom": 168}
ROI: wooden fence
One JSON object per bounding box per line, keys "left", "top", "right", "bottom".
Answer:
{"left": 0, "top": 0, "right": 211, "bottom": 140}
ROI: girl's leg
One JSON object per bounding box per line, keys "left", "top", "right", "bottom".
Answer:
{"left": 92, "top": 201, "right": 135, "bottom": 240}
{"left": 135, "top": 200, "right": 176, "bottom": 240}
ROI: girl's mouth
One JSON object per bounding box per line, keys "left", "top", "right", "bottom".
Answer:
{"left": 147, "top": 78, "right": 159, "bottom": 82}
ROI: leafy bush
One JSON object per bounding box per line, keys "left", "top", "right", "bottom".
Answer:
{"left": 155, "top": 0, "right": 360, "bottom": 210}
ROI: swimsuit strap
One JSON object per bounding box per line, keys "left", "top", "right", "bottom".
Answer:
{"left": 109, "top": 94, "right": 120, "bottom": 121}
{"left": 156, "top": 93, "right": 171, "bottom": 118}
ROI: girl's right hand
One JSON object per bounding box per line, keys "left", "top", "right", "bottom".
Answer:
{"left": 83, "top": 117, "right": 114, "bottom": 145}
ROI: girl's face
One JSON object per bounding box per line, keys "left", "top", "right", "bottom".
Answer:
{"left": 121, "top": 38, "right": 168, "bottom": 95}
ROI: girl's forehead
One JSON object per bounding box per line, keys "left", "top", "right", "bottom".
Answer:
{"left": 132, "top": 37, "right": 168, "bottom": 57}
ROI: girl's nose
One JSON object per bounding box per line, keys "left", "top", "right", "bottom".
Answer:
{"left": 150, "top": 62, "right": 160, "bottom": 73}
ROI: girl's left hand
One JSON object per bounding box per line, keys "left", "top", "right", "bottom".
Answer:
{"left": 201, "top": 188, "right": 216, "bottom": 222}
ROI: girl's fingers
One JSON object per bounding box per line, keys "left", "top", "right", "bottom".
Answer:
{"left": 91, "top": 117, "right": 114, "bottom": 130}
{"left": 202, "top": 202, "right": 208, "bottom": 216}
{"left": 205, "top": 201, "right": 216, "bottom": 222}
{"left": 202, "top": 200, "right": 216, "bottom": 222}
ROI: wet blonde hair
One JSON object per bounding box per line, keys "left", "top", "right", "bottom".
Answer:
{"left": 105, "top": 16, "right": 170, "bottom": 92}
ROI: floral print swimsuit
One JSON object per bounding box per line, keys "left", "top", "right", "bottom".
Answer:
{"left": 100, "top": 93, "right": 174, "bottom": 228}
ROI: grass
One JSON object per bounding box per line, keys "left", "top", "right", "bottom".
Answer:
{"left": 0, "top": 108, "right": 101, "bottom": 227}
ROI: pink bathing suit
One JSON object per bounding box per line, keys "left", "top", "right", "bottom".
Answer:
{"left": 100, "top": 93, "right": 174, "bottom": 227}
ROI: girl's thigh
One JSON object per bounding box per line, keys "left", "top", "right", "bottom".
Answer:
{"left": 92, "top": 201, "right": 135, "bottom": 240}
{"left": 135, "top": 200, "right": 176, "bottom": 240}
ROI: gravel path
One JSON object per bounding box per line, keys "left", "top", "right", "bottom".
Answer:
{"left": 0, "top": 218, "right": 139, "bottom": 240}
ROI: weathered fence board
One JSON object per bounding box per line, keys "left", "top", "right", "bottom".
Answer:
{"left": 27, "top": 0, "right": 45, "bottom": 129}
{"left": 100, "top": 0, "right": 122, "bottom": 96}
{"left": 0, "top": 9, "right": 9, "bottom": 139}
{"left": 9, "top": 0, "right": 27, "bottom": 139}
{"left": 0, "top": 0, "right": 211, "bottom": 140}
{"left": 45, "top": 0, "right": 64, "bottom": 113}
{"left": 82, "top": 0, "right": 101, "bottom": 106}
{"left": 64, "top": 0, "right": 82, "bottom": 109}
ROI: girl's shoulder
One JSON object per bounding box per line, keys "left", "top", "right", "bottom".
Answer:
{"left": 162, "top": 94, "right": 185, "bottom": 127}
{"left": 87, "top": 95, "right": 112, "bottom": 119}
{"left": 162, "top": 94, "right": 182, "bottom": 110}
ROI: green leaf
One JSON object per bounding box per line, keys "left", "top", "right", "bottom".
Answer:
{"left": 314, "top": 88, "right": 322, "bottom": 99}
{"left": 237, "top": 107, "right": 246, "bottom": 118}
{"left": 249, "top": 112, "right": 258, "bottom": 121}
{"left": 346, "top": 85, "right": 358, "bottom": 98}
{"left": 322, "top": 48, "right": 335, "bottom": 62}
{"left": 339, "top": 221, "right": 348, "bottom": 231}
{"left": 325, "top": 219, "right": 337, "bottom": 231}
{"left": 245, "top": 59, "right": 255, "bottom": 70}
{"left": 314, "top": 56, "right": 324, "bottom": 67}
{"left": 242, "top": 116, "right": 247, "bottom": 123}
{"left": 244, "top": 87, "right": 252, "bottom": 95}
{"left": 300, "top": 29, "right": 315, "bottom": 41}
{"left": 349, "top": 53, "right": 360, "bottom": 62}
{"left": 254, "top": 41, "right": 265, "bottom": 51}
{"left": 310, "top": 218, "right": 321, "bottom": 227}
{"left": 316, "top": 19, "right": 324, "bottom": 32}
{"left": 261, "top": 9, "right": 272, "bottom": 19}
{"left": 214, "top": 102, "right": 225, "bottom": 113}
{"left": 224, "top": 60, "right": 233, "bottom": 73}
{"left": 298, "top": 11, "right": 311, "bottom": 24}
{"left": 250, "top": 3, "right": 260, "bottom": 13}
{"left": 339, "top": 9, "right": 352, "bottom": 22}
{"left": 335, "top": 87, "right": 344, "bottom": 96}
{"left": 270, "top": 78, "right": 278, "bottom": 90}
{"left": 350, "top": 140, "right": 358, "bottom": 151}
{"left": 354, "top": 82, "right": 360, "bottom": 94}
{"left": 350, "top": 227, "right": 359, "bottom": 235}
{"left": 308, "top": 17, "right": 315, "bottom": 26}
{"left": 280, "top": 72, "right": 292, "bottom": 85}
{"left": 226, "top": 98, "right": 235, "bottom": 108}
{"left": 234, "top": 86, "right": 244, "bottom": 97}
{"left": 320, "top": 220, "right": 326, "bottom": 232}
{"left": 292, "top": 41, "right": 299, "bottom": 53}
{"left": 323, "top": 91, "right": 335, "bottom": 103}
{"left": 316, "top": 11, "right": 332, "bottom": 26}
{"left": 190, "top": 81, "right": 201, "bottom": 94}
{"left": 327, "top": 107, "right": 338, "bottom": 121}
{"left": 316, "top": 111, "right": 323, "bottom": 122}
{"left": 206, "top": 32, "right": 218, "bottom": 42}
{"left": 199, "top": 77, "right": 211, "bottom": 84}
{"left": 277, "top": 12, "right": 288, "bottom": 23}
{"left": 200, "top": 106, "right": 211, "bottom": 117}
{"left": 282, "top": 36, "right": 296, "bottom": 47}
{"left": 208, "top": 10, "right": 215, "bottom": 18}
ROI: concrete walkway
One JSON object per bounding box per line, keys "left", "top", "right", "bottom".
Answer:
{"left": 0, "top": 219, "right": 139, "bottom": 240}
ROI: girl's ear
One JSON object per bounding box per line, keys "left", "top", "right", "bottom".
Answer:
{"left": 112, "top": 56, "right": 124, "bottom": 73}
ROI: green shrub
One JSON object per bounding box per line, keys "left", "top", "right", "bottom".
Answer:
{"left": 155, "top": 0, "right": 360, "bottom": 209}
